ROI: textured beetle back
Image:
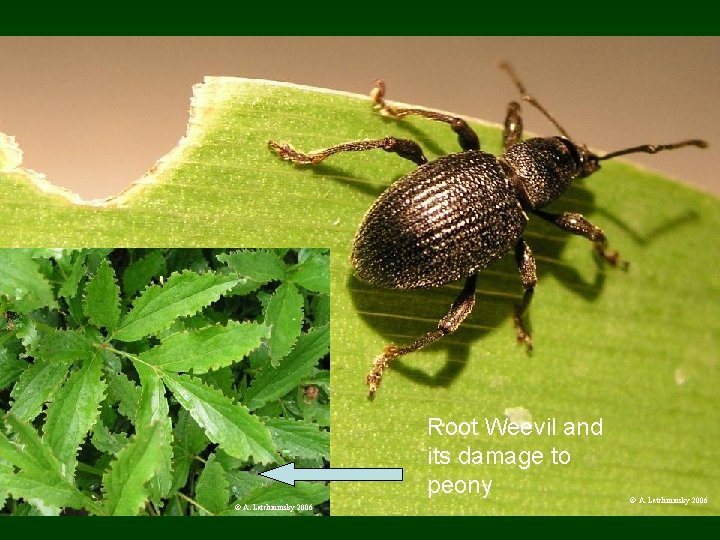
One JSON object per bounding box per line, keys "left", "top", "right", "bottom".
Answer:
{"left": 351, "top": 151, "right": 527, "bottom": 289}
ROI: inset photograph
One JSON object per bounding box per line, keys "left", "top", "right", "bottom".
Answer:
{"left": 0, "top": 248, "right": 329, "bottom": 516}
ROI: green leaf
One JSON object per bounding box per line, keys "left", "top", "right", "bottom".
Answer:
{"left": 122, "top": 250, "right": 166, "bottom": 298}
{"left": 244, "top": 325, "right": 329, "bottom": 411}
{"left": 200, "top": 366, "right": 235, "bottom": 397}
{"left": 138, "top": 321, "right": 269, "bottom": 374}
{"left": 218, "top": 468, "right": 266, "bottom": 500}
{"left": 133, "top": 361, "right": 173, "bottom": 503}
{"left": 0, "top": 250, "right": 56, "bottom": 312}
{"left": 232, "top": 482, "right": 329, "bottom": 515}
{"left": 170, "top": 409, "right": 209, "bottom": 495}
{"left": 0, "top": 348, "right": 27, "bottom": 390}
{"left": 0, "top": 415, "right": 99, "bottom": 513}
{"left": 263, "top": 417, "right": 329, "bottom": 461}
{"left": 195, "top": 453, "right": 229, "bottom": 515}
{"left": 10, "top": 360, "right": 70, "bottom": 422}
{"left": 105, "top": 369, "right": 140, "bottom": 423}
{"left": 264, "top": 282, "right": 304, "bottom": 364}
{"left": 35, "top": 329, "right": 95, "bottom": 362}
{"left": 91, "top": 420, "right": 128, "bottom": 455}
{"left": 217, "top": 249, "right": 286, "bottom": 293}
{"left": 290, "top": 251, "right": 330, "bottom": 294}
{"left": 0, "top": 423, "right": 45, "bottom": 474}
{"left": 1, "top": 470, "right": 85, "bottom": 511}
{"left": 43, "top": 354, "right": 106, "bottom": 479}
{"left": 83, "top": 258, "right": 121, "bottom": 330}
{"left": 310, "top": 293, "right": 330, "bottom": 327}
{"left": 162, "top": 372, "right": 277, "bottom": 464}
{"left": 0, "top": 459, "right": 12, "bottom": 500}
{"left": 113, "top": 270, "right": 239, "bottom": 342}
{"left": 6, "top": 414, "right": 64, "bottom": 475}
{"left": 57, "top": 250, "right": 88, "bottom": 299}
{"left": 102, "top": 421, "right": 166, "bottom": 516}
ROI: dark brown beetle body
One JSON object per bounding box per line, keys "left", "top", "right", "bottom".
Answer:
{"left": 269, "top": 64, "right": 707, "bottom": 397}
{"left": 351, "top": 135, "right": 596, "bottom": 290}
{"left": 351, "top": 150, "right": 527, "bottom": 289}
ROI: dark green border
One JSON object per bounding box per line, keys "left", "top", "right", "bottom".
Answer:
{"left": 0, "top": 516, "right": 717, "bottom": 530}
{"left": 1, "top": 1, "right": 714, "bottom": 529}
{"left": 1, "top": 2, "right": 716, "bottom": 34}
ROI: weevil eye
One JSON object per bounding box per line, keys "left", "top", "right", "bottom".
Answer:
{"left": 559, "top": 138, "right": 599, "bottom": 178}
{"left": 578, "top": 149, "right": 600, "bottom": 178}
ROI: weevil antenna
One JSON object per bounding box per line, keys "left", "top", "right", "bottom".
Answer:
{"left": 598, "top": 139, "right": 708, "bottom": 160}
{"left": 500, "top": 62, "right": 574, "bottom": 141}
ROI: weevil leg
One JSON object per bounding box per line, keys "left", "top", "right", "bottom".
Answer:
{"left": 534, "top": 209, "right": 629, "bottom": 270}
{"left": 371, "top": 80, "right": 480, "bottom": 151}
{"left": 268, "top": 137, "right": 427, "bottom": 166}
{"left": 513, "top": 237, "right": 537, "bottom": 352}
{"left": 503, "top": 101, "right": 523, "bottom": 149}
{"left": 500, "top": 62, "right": 574, "bottom": 140}
{"left": 366, "top": 274, "right": 478, "bottom": 397}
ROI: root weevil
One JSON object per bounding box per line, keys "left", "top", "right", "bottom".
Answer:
{"left": 268, "top": 63, "right": 708, "bottom": 397}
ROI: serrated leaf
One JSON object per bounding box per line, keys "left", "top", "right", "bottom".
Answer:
{"left": 113, "top": 270, "right": 239, "bottom": 342}
{"left": 195, "top": 453, "right": 229, "bottom": 515}
{"left": 102, "top": 421, "right": 166, "bottom": 516}
{"left": 122, "top": 250, "right": 166, "bottom": 298}
{"left": 91, "top": 420, "right": 128, "bottom": 455}
{"left": 83, "top": 249, "right": 114, "bottom": 274}
{"left": 43, "top": 354, "right": 106, "bottom": 479}
{"left": 310, "top": 294, "right": 330, "bottom": 326}
{"left": 133, "top": 363, "right": 168, "bottom": 428}
{"left": 174, "top": 409, "right": 209, "bottom": 455}
{"left": 0, "top": 348, "right": 27, "bottom": 390}
{"left": 83, "top": 258, "right": 121, "bottom": 331}
{"left": 290, "top": 252, "right": 330, "bottom": 294}
{"left": 244, "top": 325, "right": 329, "bottom": 411}
{"left": 138, "top": 321, "right": 269, "bottom": 374}
{"left": 265, "top": 282, "right": 304, "bottom": 365}
{"left": 231, "top": 482, "right": 329, "bottom": 515}
{"left": 2, "top": 472, "right": 88, "bottom": 511}
{"left": 170, "top": 409, "right": 209, "bottom": 495}
{"left": 0, "top": 459, "right": 12, "bottom": 499}
{"left": 301, "top": 368, "right": 330, "bottom": 392}
{"left": 105, "top": 369, "right": 141, "bottom": 423}
{"left": 57, "top": 250, "right": 89, "bottom": 299}
{"left": 263, "top": 417, "right": 329, "bottom": 461}
{"left": 200, "top": 366, "right": 235, "bottom": 397}
{"left": 35, "top": 329, "right": 95, "bottom": 362}
{"left": 133, "top": 361, "right": 173, "bottom": 503}
{"left": 0, "top": 423, "right": 44, "bottom": 473}
{"left": 0, "top": 415, "right": 100, "bottom": 513}
{"left": 217, "top": 249, "right": 286, "bottom": 287}
{"left": 0, "top": 250, "right": 56, "bottom": 312}
{"left": 10, "top": 360, "right": 71, "bottom": 422}
{"left": 6, "top": 413, "right": 63, "bottom": 475}
{"left": 162, "top": 372, "right": 277, "bottom": 464}
{"left": 217, "top": 467, "right": 266, "bottom": 499}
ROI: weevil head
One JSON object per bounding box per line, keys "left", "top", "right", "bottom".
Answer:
{"left": 503, "top": 136, "right": 600, "bottom": 209}
{"left": 572, "top": 140, "right": 601, "bottom": 178}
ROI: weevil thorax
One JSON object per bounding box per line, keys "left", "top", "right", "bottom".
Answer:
{"left": 501, "top": 136, "right": 599, "bottom": 209}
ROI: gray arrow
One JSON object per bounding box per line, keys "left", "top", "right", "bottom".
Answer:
{"left": 260, "top": 462, "right": 403, "bottom": 486}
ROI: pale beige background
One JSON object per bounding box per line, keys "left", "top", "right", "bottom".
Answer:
{"left": 0, "top": 37, "right": 717, "bottom": 199}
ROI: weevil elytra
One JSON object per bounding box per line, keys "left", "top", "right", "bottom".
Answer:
{"left": 268, "top": 63, "right": 708, "bottom": 397}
